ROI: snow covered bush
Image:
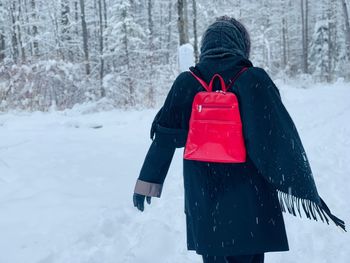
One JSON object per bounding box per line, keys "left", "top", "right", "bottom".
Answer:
{"left": 0, "top": 60, "right": 98, "bottom": 111}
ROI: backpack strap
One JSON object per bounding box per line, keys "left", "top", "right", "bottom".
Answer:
{"left": 189, "top": 71, "right": 210, "bottom": 92}
{"left": 190, "top": 66, "right": 249, "bottom": 92}
{"left": 227, "top": 67, "right": 249, "bottom": 90}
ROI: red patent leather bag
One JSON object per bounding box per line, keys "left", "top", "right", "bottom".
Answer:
{"left": 184, "top": 68, "right": 248, "bottom": 163}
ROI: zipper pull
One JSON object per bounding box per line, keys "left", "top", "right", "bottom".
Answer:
{"left": 216, "top": 90, "right": 225, "bottom": 94}
{"left": 198, "top": 105, "right": 202, "bottom": 112}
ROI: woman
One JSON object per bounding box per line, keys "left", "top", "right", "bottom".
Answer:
{"left": 133, "top": 16, "right": 345, "bottom": 263}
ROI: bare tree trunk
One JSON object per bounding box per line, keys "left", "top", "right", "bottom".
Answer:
{"left": 305, "top": 0, "right": 309, "bottom": 71}
{"left": 301, "top": 0, "right": 305, "bottom": 72}
{"left": 61, "top": 1, "right": 70, "bottom": 28}
{"left": 301, "top": 0, "right": 309, "bottom": 73}
{"left": 341, "top": 0, "right": 350, "bottom": 60}
{"left": 147, "top": 0, "right": 154, "bottom": 53}
{"left": 327, "top": 2, "right": 335, "bottom": 82}
{"left": 93, "top": 0, "right": 99, "bottom": 42}
{"left": 61, "top": 0, "right": 72, "bottom": 60}
{"left": 166, "top": 1, "right": 172, "bottom": 64}
{"left": 74, "top": 1, "right": 79, "bottom": 35}
{"left": 10, "top": 2, "right": 19, "bottom": 63}
{"left": 102, "top": 0, "right": 108, "bottom": 56}
{"left": 147, "top": 0, "right": 155, "bottom": 107}
{"left": 327, "top": 10, "right": 333, "bottom": 82}
{"left": 281, "top": 0, "right": 287, "bottom": 68}
{"left": 103, "top": 0, "right": 108, "bottom": 29}
{"left": 0, "top": 31, "right": 4, "bottom": 62}
{"left": 177, "top": 0, "right": 189, "bottom": 45}
{"left": 16, "top": 0, "right": 26, "bottom": 63}
{"left": 24, "top": 0, "right": 33, "bottom": 56}
{"left": 282, "top": 17, "right": 287, "bottom": 68}
{"left": 31, "top": 0, "right": 39, "bottom": 57}
{"left": 159, "top": 1, "right": 164, "bottom": 51}
{"left": 98, "top": 0, "right": 106, "bottom": 97}
{"left": 121, "top": 7, "right": 134, "bottom": 106}
{"left": 192, "top": 0, "right": 198, "bottom": 63}
{"left": 183, "top": 0, "right": 189, "bottom": 38}
{"left": 79, "top": 0, "right": 90, "bottom": 75}
{"left": 122, "top": 20, "right": 129, "bottom": 69}
{"left": 0, "top": 1, "right": 5, "bottom": 62}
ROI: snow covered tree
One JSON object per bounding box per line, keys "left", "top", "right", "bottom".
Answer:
{"left": 0, "top": 0, "right": 349, "bottom": 111}
{"left": 0, "top": 1, "right": 6, "bottom": 62}
{"left": 30, "top": 0, "right": 39, "bottom": 57}
{"left": 79, "top": 0, "right": 90, "bottom": 75}
{"left": 281, "top": 0, "right": 287, "bottom": 69}
{"left": 146, "top": 0, "right": 155, "bottom": 107}
{"left": 105, "top": 0, "right": 146, "bottom": 106}
{"left": 309, "top": 20, "right": 330, "bottom": 82}
{"left": 97, "top": 0, "right": 106, "bottom": 97}
{"left": 341, "top": 0, "right": 350, "bottom": 61}
{"left": 60, "top": 0, "right": 72, "bottom": 60}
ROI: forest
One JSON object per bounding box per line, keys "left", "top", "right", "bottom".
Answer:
{"left": 1, "top": 2, "right": 350, "bottom": 262}
{"left": 0, "top": 0, "right": 349, "bottom": 111}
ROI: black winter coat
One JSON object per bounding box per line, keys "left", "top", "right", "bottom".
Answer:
{"left": 135, "top": 56, "right": 289, "bottom": 256}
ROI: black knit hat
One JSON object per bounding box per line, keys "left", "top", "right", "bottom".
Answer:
{"left": 200, "top": 16, "right": 251, "bottom": 60}
{"left": 216, "top": 16, "right": 251, "bottom": 58}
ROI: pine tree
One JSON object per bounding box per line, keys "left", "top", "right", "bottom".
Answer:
{"left": 106, "top": 0, "right": 145, "bottom": 106}
{"left": 309, "top": 20, "right": 330, "bottom": 82}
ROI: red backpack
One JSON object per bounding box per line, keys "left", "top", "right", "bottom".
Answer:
{"left": 184, "top": 67, "right": 248, "bottom": 163}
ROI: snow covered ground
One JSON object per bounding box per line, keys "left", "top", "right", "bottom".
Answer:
{"left": 0, "top": 80, "right": 349, "bottom": 263}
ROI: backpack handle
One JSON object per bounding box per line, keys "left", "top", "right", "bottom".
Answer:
{"left": 190, "top": 67, "right": 249, "bottom": 92}
{"left": 209, "top": 74, "right": 227, "bottom": 92}
{"left": 190, "top": 71, "right": 226, "bottom": 92}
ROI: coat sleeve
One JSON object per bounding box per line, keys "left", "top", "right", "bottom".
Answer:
{"left": 134, "top": 73, "right": 190, "bottom": 197}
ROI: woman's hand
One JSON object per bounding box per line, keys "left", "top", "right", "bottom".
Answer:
{"left": 133, "top": 193, "right": 152, "bottom": 212}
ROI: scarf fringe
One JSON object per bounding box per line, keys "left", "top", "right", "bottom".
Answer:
{"left": 277, "top": 190, "right": 346, "bottom": 232}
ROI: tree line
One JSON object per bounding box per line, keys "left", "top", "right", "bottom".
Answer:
{"left": 0, "top": 0, "right": 349, "bottom": 111}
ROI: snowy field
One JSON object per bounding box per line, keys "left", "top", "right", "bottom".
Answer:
{"left": 0, "top": 80, "right": 349, "bottom": 263}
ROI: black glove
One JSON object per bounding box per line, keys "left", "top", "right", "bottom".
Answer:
{"left": 133, "top": 193, "right": 151, "bottom": 212}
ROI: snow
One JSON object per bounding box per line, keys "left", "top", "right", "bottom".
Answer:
{"left": 178, "top": 44, "right": 195, "bottom": 72}
{"left": 0, "top": 80, "right": 349, "bottom": 263}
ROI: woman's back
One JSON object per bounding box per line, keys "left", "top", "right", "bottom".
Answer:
{"left": 133, "top": 16, "right": 345, "bottom": 263}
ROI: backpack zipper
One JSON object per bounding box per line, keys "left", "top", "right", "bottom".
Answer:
{"left": 197, "top": 104, "right": 234, "bottom": 112}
